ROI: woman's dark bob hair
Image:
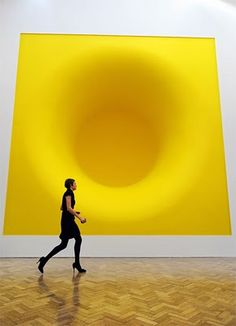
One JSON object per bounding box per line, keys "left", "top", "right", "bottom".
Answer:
{"left": 64, "top": 178, "right": 75, "bottom": 189}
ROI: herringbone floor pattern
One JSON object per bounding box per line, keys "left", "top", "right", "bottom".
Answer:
{"left": 0, "top": 258, "right": 235, "bottom": 325}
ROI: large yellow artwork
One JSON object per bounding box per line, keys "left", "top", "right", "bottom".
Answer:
{"left": 4, "top": 34, "right": 231, "bottom": 235}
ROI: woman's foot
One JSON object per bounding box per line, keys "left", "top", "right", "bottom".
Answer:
{"left": 37, "top": 257, "right": 47, "bottom": 273}
{"left": 72, "top": 262, "right": 86, "bottom": 273}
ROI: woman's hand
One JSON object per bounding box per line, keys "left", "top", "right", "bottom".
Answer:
{"left": 80, "top": 217, "right": 87, "bottom": 224}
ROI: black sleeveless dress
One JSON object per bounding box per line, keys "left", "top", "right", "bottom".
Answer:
{"left": 59, "top": 189, "right": 80, "bottom": 240}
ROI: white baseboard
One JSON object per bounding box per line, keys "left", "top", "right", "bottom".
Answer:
{"left": 0, "top": 235, "right": 235, "bottom": 257}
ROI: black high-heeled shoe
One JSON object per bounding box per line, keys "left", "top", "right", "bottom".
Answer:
{"left": 37, "top": 257, "right": 46, "bottom": 273}
{"left": 72, "top": 262, "right": 86, "bottom": 273}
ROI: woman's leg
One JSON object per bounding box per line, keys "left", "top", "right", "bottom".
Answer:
{"left": 73, "top": 235, "right": 86, "bottom": 272}
{"left": 38, "top": 238, "right": 69, "bottom": 273}
{"left": 74, "top": 235, "right": 82, "bottom": 267}
{"left": 44, "top": 238, "right": 69, "bottom": 262}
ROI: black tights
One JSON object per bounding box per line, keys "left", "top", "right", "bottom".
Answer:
{"left": 44, "top": 235, "right": 82, "bottom": 266}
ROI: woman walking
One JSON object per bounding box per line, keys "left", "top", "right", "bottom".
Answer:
{"left": 37, "top": 178, "right": 87, "bottom": 273}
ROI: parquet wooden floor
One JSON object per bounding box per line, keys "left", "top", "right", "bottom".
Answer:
{"left": 0, "top": 258, "right": 235, "bottom": 325}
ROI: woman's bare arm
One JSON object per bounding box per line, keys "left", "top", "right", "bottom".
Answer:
{"left": 65, "top": 196, "right": 86, "bottom": 223}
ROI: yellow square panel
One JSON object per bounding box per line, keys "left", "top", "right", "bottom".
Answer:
{"left": 4, "top": 34, "right": 231, "bottom": 235}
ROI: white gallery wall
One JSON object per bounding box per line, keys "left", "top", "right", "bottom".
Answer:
{"left": 0, "top": 0, "right": 236, "bottom": 257}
